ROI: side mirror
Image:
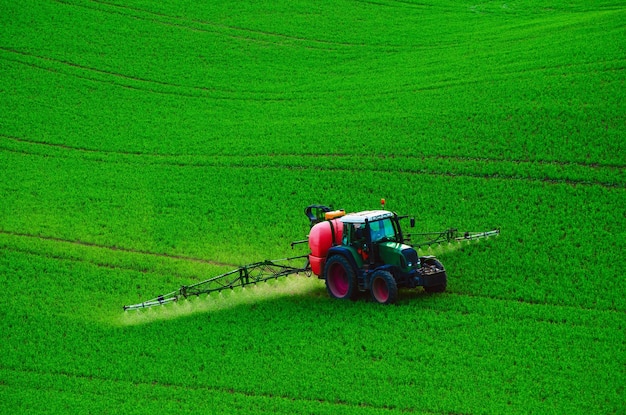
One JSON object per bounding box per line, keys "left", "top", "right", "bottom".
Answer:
{"left": 410, "top": 218, "right": 415, "bottom": 228}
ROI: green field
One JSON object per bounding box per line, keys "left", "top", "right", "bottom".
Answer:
{"left": 1, "top": 0, "right": 625, "bottom": 414}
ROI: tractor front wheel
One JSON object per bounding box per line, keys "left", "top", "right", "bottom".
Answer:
{"left": 324, "top": 255, "right": 357, "bottom": 300}
{"left": 370, "top": 270, "right": 398, "bottom": 305}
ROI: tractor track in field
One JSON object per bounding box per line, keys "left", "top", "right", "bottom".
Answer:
{"left": 0, "top": 244, "right": 209, "bottom": 282}
{"left": 0, "top": 43, "right": 477, "bottom": 101}
{"left": 353, "top": 0, "right": 439, "bottom": 10}
{"left": 446, "top": 291, "right": 626, "bottom": 320}
{"left": 296, "top": 151, "right": 626, "bottom": 170}
{"left": 2, "top": 134, "right": 624, "bottom": 189}
{"left": 4, "top": 133, "right": 623, "bottom": 169}
{"left": 1, "top": 365, "right": 451, "bottom": 414}
{"left": 0, "top": 230, "right": 237, "bottom": 270}
{"left": 5, "top": 44, "right": 621, "bottom": 104}
{"left": 7, "top": 46, "right": 617, "bottom": 105}
{"left": 54, "top": 0, "right": 380, "bottom": 52}
{"left": 0, "top": 47, "right": 323, "bottom": 102}
{"left": 0, "top": 47, "right": 298, "bottom": 102}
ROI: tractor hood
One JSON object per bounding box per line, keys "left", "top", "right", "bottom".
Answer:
{"left": 378, "top": 241, "right": 419, "bottom": 271}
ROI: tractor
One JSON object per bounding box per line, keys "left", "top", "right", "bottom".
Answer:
{"left": 306, "top": 204, "right": 448, "bottom": 304}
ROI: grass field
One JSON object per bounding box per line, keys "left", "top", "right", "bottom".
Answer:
{"left": 1, "top": 0, "right": 625, "bottom": 414}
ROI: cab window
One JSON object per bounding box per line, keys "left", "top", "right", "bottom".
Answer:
{"left": 370, "top": 219, "right": 396, "bottom": 243}
{"left": 343, "top": 223, "right": 365, "bottom": 245}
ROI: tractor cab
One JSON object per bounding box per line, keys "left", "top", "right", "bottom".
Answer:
{"left": 341, "top": 210, "right": 397, "bottom": 244}
{"left": 340, "top": 210, "right": 414, "bottom": 269}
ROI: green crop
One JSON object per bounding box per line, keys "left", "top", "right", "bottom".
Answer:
{"left": 1, "top": 0, "right": 624, "bottom": 414}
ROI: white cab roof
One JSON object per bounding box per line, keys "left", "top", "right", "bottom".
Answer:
{"left": 340, "top": 210, "right": 394, "bottom": 224}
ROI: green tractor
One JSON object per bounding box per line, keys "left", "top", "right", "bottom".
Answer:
{"left": 306, "top": 204, "right": 498, "bottom": 304}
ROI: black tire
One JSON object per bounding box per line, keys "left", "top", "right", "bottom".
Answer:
{"left": 370, "top": 270, "right": 398, "bottom": 305}
{"left": 324, "top": 255, "right": 358, "bottom": 300}
{"left": 421, "top": 257, "right": 447, "bottom": 293}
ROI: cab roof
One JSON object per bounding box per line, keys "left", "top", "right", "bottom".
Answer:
{"left": 340, "top": 210, "right": 394, "bottom": 224}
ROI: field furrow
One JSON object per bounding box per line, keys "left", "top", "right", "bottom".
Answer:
{"left": 0, "top": 366, "right": 439, "bottom": 415}
{"left": 0, "top": 48, "right": 298, "bottom": 101}
{"left": 2, "top": 136, "right": 624, "bottom": 188}
{"left": 4, "top": 132, "right": 625, "bottom": 169}
{"left": 56, "top": 0, "right": 374, "bottom": 51}
{"left": 0, "top": 229, "right": 236, "bottom": 268}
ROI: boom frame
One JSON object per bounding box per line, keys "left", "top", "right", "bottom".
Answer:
{"left": 123, "top": 255, "right": 309, "bottom": 311}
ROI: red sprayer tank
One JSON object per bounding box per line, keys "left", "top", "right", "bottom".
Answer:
{"left": 308, "top": 219, "right": 343, "bottom": 276}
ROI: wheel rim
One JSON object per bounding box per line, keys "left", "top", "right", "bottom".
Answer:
{"left": 328, "top": 262, "right": 349, "bottom": 297}
{"left": 372, "top": 277, "right": 389, "bottom": 303}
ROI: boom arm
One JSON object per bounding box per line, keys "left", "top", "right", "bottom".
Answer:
{"left": 406, "top": 228, "right": 500, "bottom": 248}
{"left": 123, "top": 255, "right": 310, "bottom": 311}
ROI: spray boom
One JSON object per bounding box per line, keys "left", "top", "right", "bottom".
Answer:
{"left": 406, "top": 228, "right": 500, "bottom": 248}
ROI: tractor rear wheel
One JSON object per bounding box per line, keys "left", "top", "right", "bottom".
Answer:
{"left": 370, "top": 270, "right": 398, "bottom": 305}
{"left": 324, "top": 255, "right": 357, "bottom": 300}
